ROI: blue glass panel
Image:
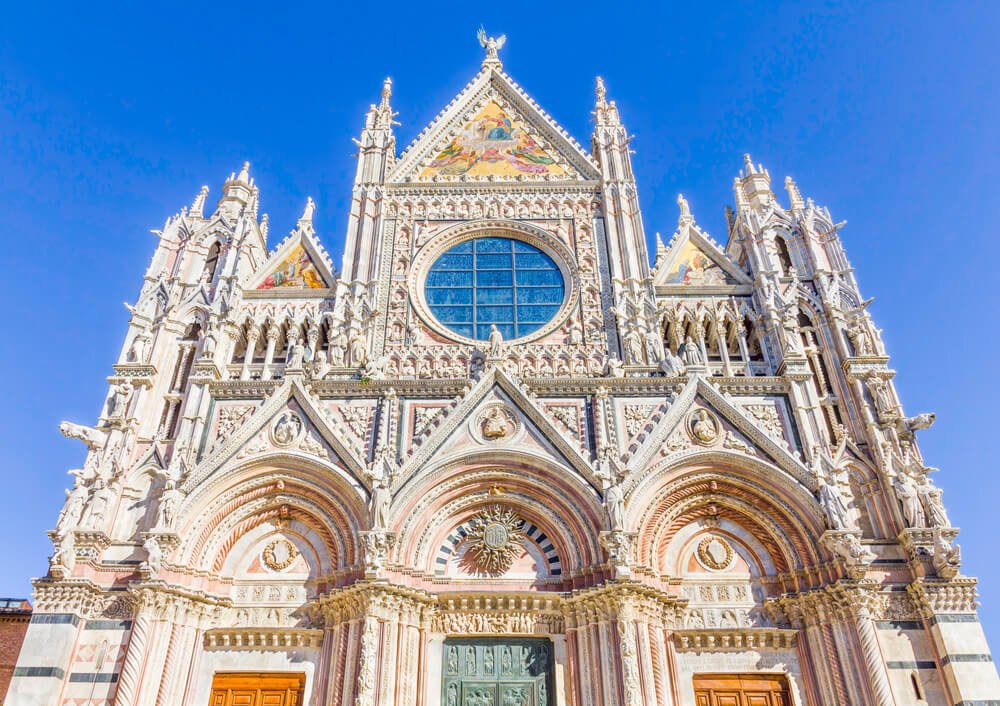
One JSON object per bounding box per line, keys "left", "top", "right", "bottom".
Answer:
{"left": 426, "top": 236, "right": 565, "bottom": 340}
{"left": 475, "top": 254, "right": 512, "bottom": 270}
{"left": 515, "top": 269, "right": 563, "bottom": 287}
{"left": 426, "top": 288, "right": 473, "bottom": 305}
{"left": 474, "top": 238, "right": 510, "bottom": 253}
{"left": 477, "top": 305, "right": 515, "bottom": 322}
{"left": 426, "top": 270, "right": 474, "bottom": 287}
{"left": 475, "top": 288, "right": 514, "bottom": 305}
{"left": 435, "top": 306, "right": 474, "bottom": 323}
{"left": 513, "top": 253, "right": 555, "bottom": 269}
{"left": 476, "top": 270, "right": 513, "bottom": 287}
{"left": 433, "top": 254, "right": 474, "bottom": 270}
{"left": 516, "top": 287, "right": 563, "bottom": 304}
{"left": 518, "top": 305, "right": 561, "bottom": 322}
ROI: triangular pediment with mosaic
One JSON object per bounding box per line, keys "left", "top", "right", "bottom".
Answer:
{"left": 653, "top": 224, "right": 752, "bottom": 293}
{"left": 622, "top": 376, "right": 812, "bottom": 489}
{"left": 245, "top": 226, "right": 336, "bottom": 294}
{"left": 181, "top": 377, "right": 369, "bottom": 493}
{"left": 396, "top": 367, "right": 599, "bottom": 489}
{"left": 390, "top": 69, "right": 600, "bottom": 183}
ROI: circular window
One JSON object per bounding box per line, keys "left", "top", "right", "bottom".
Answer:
{"left": 424, "top": 236, "right": 566, "bottom": 341}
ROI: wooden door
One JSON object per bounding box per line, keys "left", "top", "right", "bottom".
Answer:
{"left": 208, "top": 672, "right": 305, "bottom": 706}
{"left": 693, "top": 673, "right": 791, "bottom": 706}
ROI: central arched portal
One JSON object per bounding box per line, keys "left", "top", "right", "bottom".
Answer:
{"left": 442, "top": 637, "right": 553, "bottom": 706}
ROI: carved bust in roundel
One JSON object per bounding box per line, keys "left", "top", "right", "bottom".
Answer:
{"left": 271, "top": 411, "right": 303, "bottom": 447}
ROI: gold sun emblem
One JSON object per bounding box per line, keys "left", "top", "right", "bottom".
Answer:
{"left": 466, "top": 505, "right": 525, "bottom": 574}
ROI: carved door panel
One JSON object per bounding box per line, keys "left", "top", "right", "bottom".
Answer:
{"left": 443, "top": 638, "right": 553, "bottom": 706}
{"left": 693, "top": 673, "right": 791, "bottom": 706}
{"left": 207, "top": 672, "right": 305, "bottom": 706}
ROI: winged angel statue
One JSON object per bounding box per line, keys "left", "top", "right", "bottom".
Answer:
{"left": 478, "top": 26, "right": 507, "bottom": 64}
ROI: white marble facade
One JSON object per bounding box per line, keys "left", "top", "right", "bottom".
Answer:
{"left": 8, "top": 34, "right": 1000, "bottom": 706}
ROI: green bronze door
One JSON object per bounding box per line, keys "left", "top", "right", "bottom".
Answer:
{"left": 442, "top": 637, "right": 552, "bottom": 706}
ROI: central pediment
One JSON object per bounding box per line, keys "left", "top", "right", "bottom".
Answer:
{"left": 389, "top": 68, "right": 600, "bottom": 184}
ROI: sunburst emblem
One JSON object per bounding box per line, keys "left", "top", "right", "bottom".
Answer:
{"left": 466, "top": 505, "right": 525, "bottom": 574}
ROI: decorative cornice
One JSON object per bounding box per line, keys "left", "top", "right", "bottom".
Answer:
{"left": 673, "top": 628, "right": 798, "bottom": 651}
{"left": 204, "top": 628, "right": 323, "bottom": 650}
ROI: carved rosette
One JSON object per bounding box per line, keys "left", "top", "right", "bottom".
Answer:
{"left": 466, "top": 505, "right": 525, "bottom": 574}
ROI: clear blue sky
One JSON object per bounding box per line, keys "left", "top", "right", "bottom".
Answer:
{"left": 2, "top": 1, "right": 998, "bottom": 644}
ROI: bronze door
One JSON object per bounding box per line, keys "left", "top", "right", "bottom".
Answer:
{"left": 443, "top": 637, "right": 552, "bottom": 706}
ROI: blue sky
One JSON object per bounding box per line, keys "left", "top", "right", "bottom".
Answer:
{"left": 2, "top": 1, "right": 998, "bottom": 644}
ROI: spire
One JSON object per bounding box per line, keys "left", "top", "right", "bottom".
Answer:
{"left": 190, "top": 185, "right": 209, "bottom": 218}
{"left": 739, "top": 154, "right": 773, "bottom": 208}
{"left": 217, "top": 161, "right": 255, "bottom": 213}
{"left": 477, "top": 27, "right": 506, "bottom": 71}
{"left": 785, "top": 175, "right": 805, "bottom": 211}
{"left": 298, "top": 197, "right": 316, "bottom": 231}
{"left": 595, "top": 76, "right": 608, "bottom": 108}
{"left": 260, "top": 213, "right": 270, "bottom": 240}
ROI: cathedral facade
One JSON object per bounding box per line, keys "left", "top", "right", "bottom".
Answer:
{"left": 9, "top": 37, "right": 1000, "bottom": 706}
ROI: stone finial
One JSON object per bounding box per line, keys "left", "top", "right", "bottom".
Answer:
{"left": 298, "top": 197, "right": 316, "bottom": 230}
{"left": 477, "top": 26, "right": 506, "bottom": 70}
{"left": 260, "top": 213, "right": 270, "bottom": 240}
{"left": 380, "top": 77, "right": 392, "bottom": 109}
{"left": 190, "top": 185, "right": 209, "bottom": 217}
{"left": 677, "top": 193, "right": 694, "bottom": 225}
{"left": 743, "top": 153, "right": 757, "bottom": 176}
{"left": 595, "top": 76, "right": 608, "bottom": 107}
{"left": 785, "top": 176, "right": 805, "bottom": 210}
{"left": 237, "top": 161, "right": 251, "bottom": 183}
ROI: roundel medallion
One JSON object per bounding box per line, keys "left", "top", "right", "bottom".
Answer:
{"left": 696, "top": 535, "right": 734, "bottom": 571}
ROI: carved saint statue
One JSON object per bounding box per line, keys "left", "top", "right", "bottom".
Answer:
{"left": 328, "top": 332, "right": 347, "bottom": 367}
{"left": 866, "top": 376, "right": 895, "bottom": 419}
{"left": 816, "top": 473, "right": 852, "bottom": 531}
{"left": 659, "top": 348, "right": 685, "bottom": 377}
{"left": 605, "top": 480, "right": 626, "bottom": 532}
{"left": 644, "top": 329, "right": 664, "bottom": 364}
{"left": 681, "top": 336, "right": 704, "bottom": 367}
{"left": 370, "top": 479, "right": 391, "bottom": 531}
{"left": 604, "top": 354, "right": 625, "bottom": 378}
{"left": 348, "top": 332, "right": 367, "bottom": 368}
{"left": 919, "top": 478, "right": 951, "bottom": 528}
{"left": 623, "top": 327, "right": 644, "bottom": 364}
{"left": 56, "top": 476, "right": 90, "bottom": 534}
{"left": 156, "top": 479, "right": 181, "bottom": 529}
{"left": 481, "top": 324, "right": 502, "bottom": 359}
{"left": 142, "top": 535, "right": 162, "bottom": 574}
{"left": 892, "top": 471, "right": 926, "bottom": 528}
{"left": 287, "top": 341, "right": 305, "bottom": 369}
{"left": 81, "top": 479, "right": 114, "bottom": 530}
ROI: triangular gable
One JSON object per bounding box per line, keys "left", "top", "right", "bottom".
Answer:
{"left": 653, "top": 224, "right": 751, "bottom": 293}
{"left": 390, "top": 68, "right": 600, "bottom": 183}
{"left": 625, "top": 376, "right": 812, "bottom": 488}
{"left": 180, "top": 377, "right": 368, "bottom": 493}
{"left": 395, "top": 367, "right": 599, "bottom": 489}
{"left": 245, "top": 228, "right": 336, "bottom": 293}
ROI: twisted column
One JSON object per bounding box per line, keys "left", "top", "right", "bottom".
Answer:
{"left": 853, "top": 605, "right": 895, "bottom": 706}
{"left": 114, "top": 611, "right": 150, "bottom": 706}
